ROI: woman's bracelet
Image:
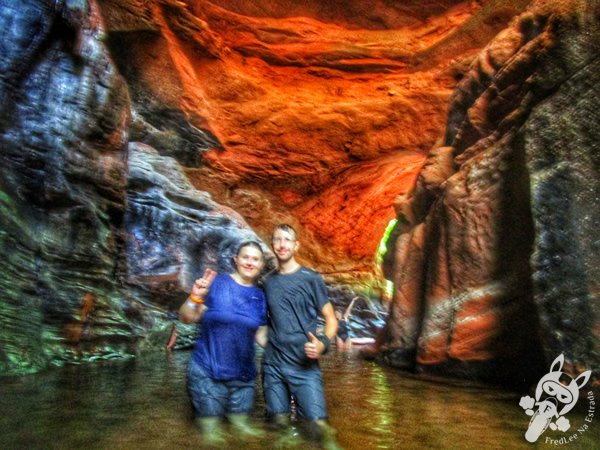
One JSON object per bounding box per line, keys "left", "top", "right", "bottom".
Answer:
{"left": 189, "top": 294, "right": 204, "bottom": 304}
{"left": 186, "top": 294, "right": 204, "bottom": 308}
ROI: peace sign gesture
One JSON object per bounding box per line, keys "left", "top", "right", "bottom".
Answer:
{"left": 191, "top": 268, "right": 217, "bottom": 299}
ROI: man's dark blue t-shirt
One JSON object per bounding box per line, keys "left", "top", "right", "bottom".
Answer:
{"left": 192, "top": 273, "right": 266, "bottom": 381}
{"left": 263, "top": 267, "right": 329, "bottom": 367}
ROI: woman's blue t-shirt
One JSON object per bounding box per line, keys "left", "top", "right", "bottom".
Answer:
{"left": 192, "top": 273, "right": 266, "bottom": 381}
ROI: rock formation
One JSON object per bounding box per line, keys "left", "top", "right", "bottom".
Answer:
{"left": 378, "top": 0, "right": 600, "bottom": 386}
{"left": 0, "top": 0, "right": 597, "bottom": 387}
{"left": 0, "top": 0, "right": 264, "bottom": 374}
{"left": 126, "top": 142, "right": 272, "bottom": 310}
{"left": 0, "top": 0, "right": 131, "bottom": 373}
{"left": 99, "top": 0, "right": 529, "bottom": 279}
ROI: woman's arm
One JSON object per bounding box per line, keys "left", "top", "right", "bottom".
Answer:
{"left": 255, "top": 325, "right": 268, "bottom": 348}
{"left": 179, "top": 299, "right": 206, "bottom": 324}
{"left": 343, "top": 296, "right": 359, "bottom": 321}
{"left": 178, "top": 268, "right": 216, "bottom": 324}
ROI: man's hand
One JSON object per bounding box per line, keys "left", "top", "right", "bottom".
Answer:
{"left": 305, "top": 332, "right": 325, "bottom": 359}
{"left": 191, "top": 268, "right": 217, "bottom": 299}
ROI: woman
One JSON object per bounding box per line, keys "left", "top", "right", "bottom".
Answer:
{"left": 179, "top": 241, "right": 268, "bottom": 441}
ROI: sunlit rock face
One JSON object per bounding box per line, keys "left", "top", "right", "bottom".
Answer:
{"left": 379, "top": 0, "right": 600, "bottom": 386}
{"left": 97, "top": 0, "right": 527, "bottom": 280}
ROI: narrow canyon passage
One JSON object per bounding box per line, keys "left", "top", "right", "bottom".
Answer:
{"left": 1, "top": 2, "right": 599, "bottom": 448}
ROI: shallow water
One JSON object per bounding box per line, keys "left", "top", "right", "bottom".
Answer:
{"left": 1, "top": 349, "right": 598, "bottom": 449}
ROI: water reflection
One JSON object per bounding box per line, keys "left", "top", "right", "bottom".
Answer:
{"left": 1, "top": 350, "right": 597, "bottom": 449}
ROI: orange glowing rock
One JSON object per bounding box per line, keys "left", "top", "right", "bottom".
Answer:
{"left": 101, "top": 0, "right": 527, "bottom": 278}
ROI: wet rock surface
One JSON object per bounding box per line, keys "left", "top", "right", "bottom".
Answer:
{"left": 125, "top": 142, "right": 270, "bottom": 311}
{"left": 0, "top": 0, "right": 269, "bottom": 374}
{"left": 379, "top": 0, "right": 600, "bottom": 386}
{"left": 0, "top": 0, "right": 131, "bottom": 373}
{"left": 0, "top": 0, "right": 597, "bottom": 387}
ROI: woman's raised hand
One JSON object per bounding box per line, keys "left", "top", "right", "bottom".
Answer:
{"left": 191, "top": 268, "right": 217, "bottom": 299}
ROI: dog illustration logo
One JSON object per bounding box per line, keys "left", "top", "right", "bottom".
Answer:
{"left": 519, "top": 354, "right": 591, "bottom": 442}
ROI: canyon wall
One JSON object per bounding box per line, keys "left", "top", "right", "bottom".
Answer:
{"left": 0, "top": 0, "right": 264, "bottom": 374}
{"left": 378, "top": 0, "right": 600, "bottom": 386}
{"left": 0, "top": 0, "right": 597, "bottom": 386}
{"left": 98, "top": 0, "right": 528, "bottom": 281}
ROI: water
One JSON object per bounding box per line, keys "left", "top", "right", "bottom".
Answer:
{"left": 1, "top": 350, "right": 598, "bottom": 449}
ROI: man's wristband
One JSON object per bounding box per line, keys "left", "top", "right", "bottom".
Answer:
{"left": 316, "top": 334, "right": 330, "bottom": 354}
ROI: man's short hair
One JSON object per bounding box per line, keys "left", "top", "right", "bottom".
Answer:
{"left": 272, "top": 223, "right": 297, "bottom": 240}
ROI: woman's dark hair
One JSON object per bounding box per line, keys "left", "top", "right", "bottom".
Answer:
{"left": 236, "top": 240, "right": 264, "bottom": 257}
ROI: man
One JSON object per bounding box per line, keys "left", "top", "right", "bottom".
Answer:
{"left": 262, "top": 223, "right": 338, "bottom": 438}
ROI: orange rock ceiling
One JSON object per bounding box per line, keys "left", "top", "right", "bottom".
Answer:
{"left": 105, "top": 0, "right": 531, "bottom": 280}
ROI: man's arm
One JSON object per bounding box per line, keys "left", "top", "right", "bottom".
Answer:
{"left": 305, "top": 302, "right": 338, "bottom": 359}
{"left": 321, "top": 302, "right": 338, "bottom": 342}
